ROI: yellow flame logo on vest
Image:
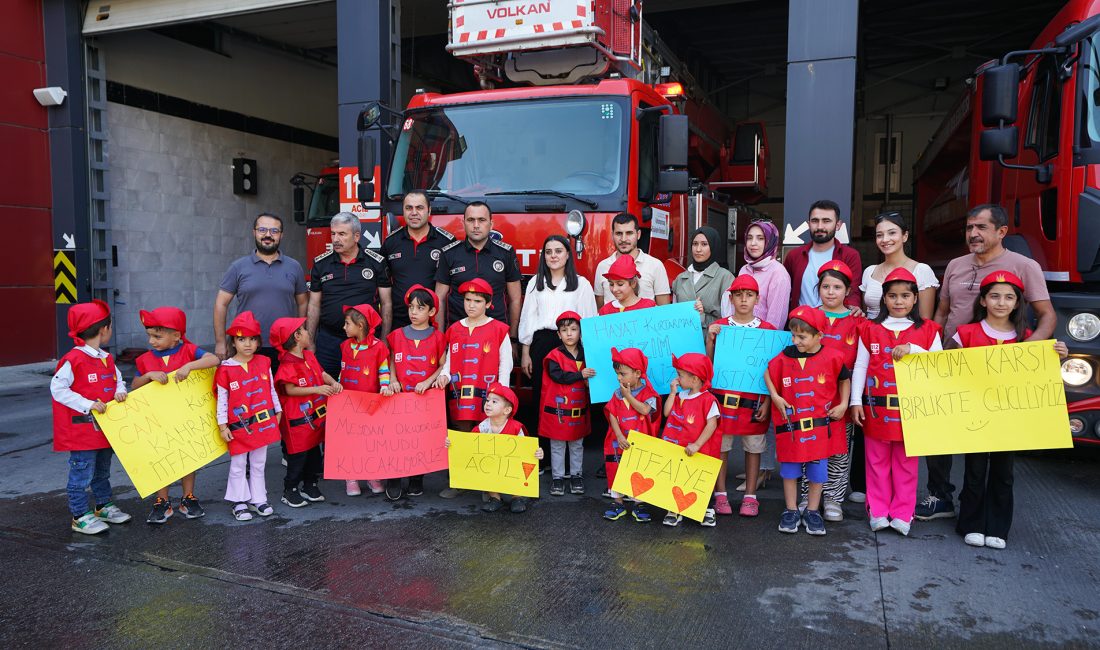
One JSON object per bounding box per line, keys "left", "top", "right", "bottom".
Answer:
{"left": 845, "top": 332, "right": 856, "bottom": 346}
{"left": 685, "top": 413, "right": 696, "bottom": 425}
{"left": 430, "top": 356, "right": 437, "bottom": 364}
{"left": 483, "top": 342, "right": 491, "bottom": 353}
{"left": 816, "top": 373, "right": 826, "bottom": 384}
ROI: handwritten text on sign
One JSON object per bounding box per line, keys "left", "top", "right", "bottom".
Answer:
{"left": 712, "top": 327, "right": 792, "bottom": 394}
{"left": 447, "top": 429, "right": 540, "bottom": 497}
{"left": 894, "top": 341, "right": 1071, "bottom": 455}
{"left": 323, "top": 390, "right": 448, "bottom": 480}
{"left": 582, "top": 301, "right": 706, "bottom": 402}
{"left": 95, "top": 368, "right": 227, "bottom": 498}
{"left": 610, "top": 430, "right": 721, "bottom": 521}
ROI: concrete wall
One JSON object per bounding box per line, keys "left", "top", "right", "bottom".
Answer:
{"left": 106, "top": 102, "right": 334, "bottom": 350}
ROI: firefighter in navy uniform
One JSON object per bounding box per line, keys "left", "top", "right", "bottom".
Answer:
{"left": 381, "top": 190, "right": 455, "bottom": 329}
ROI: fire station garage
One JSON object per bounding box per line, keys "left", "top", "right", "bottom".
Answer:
{"left": 2, "top": 0, "right": 1074, "bottom": 364}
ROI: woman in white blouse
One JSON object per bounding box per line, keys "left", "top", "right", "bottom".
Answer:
{"left": 861, "top": 212, "right": 939, "bottom": 320}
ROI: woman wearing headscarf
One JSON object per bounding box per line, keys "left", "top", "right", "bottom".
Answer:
{"left": 671, "top": 226, "right": 735, "bottom": 331}
{"left": 732, "top": 219, "right": 791, "bottom": 329}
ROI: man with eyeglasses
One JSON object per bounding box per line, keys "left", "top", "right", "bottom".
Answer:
{"left": 215, "top": 213, "right": 308, "bottom": 370}
{"left": 917, "top": 203, "right": 1055, "bottom": 521}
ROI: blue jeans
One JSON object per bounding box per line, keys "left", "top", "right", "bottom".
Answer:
{"left": 67, "top": 449, "right": 115, "bottom": 517}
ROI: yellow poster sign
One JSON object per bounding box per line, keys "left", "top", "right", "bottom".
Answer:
{"left": 894, "top": 340, "right": 1072, "bottom": 456}
{"left": 94, "top": 368, "right": 227, "bottom": 497}
{"left": 447, "top": 429, "right": 540, "bottom": 497}
{"left": 611, "top": 430, "right": 722, "bottom": 522}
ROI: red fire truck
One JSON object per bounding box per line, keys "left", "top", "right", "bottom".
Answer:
{"left": 913, "top": 0, "right": 1100, "bottom": 444}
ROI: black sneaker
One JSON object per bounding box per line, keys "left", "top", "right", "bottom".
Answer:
{"left": 569, "top": 476, "right": 585, "bottom": 495}
{"left": 596, "top": 466, "right": 607, "bottom": 478}
{"left": 510, "top": 497, "right": 528, "bottom": 513}
{"left": 301, "top": 483, "right": 325, "bottom": 502}
{"left": 385, "top": 479, "right": 404, "bottom": 501}
{"left": 407, "top": 476, "right": 424, "bottom": 496}
{"left": 550, "top": 478, "right": 566, "bottom": 496}
{"left": 482, "top": 497, "right": 504, "bottom": 513}
{"left": 146, "top": 497, "right": 172, "bottom": 524}
{"left": 914, "top": 495, "right": 956, "bottom": 520}
{"left": 178, "top": 494, "right": 205, "bottom": 519}
{"left": 281, "top": 488, "right": 308, "bottom": 508}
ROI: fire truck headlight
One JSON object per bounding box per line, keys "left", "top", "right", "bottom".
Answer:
{"left": 1061, "top": 357, "right": 1093, "bottom": 386}
{"left": 1068, "top": 313, "right": 1100, "bottom": 341}
{"left": 1069, "top": 417, "right": 1085, "bottom": 435}
{"left": 565, "top": 210, "right": 585, "bottom": 237}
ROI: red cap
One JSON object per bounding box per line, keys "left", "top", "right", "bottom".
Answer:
{"left": 980, "top": 270, "right": 1025, "bottom": 292}
{"left": 458, "top": 278, "right": 493, "bottom": 296}
{"left": 555, "top": 310, "right": 582, "bottom": 325}
{"left": 788, "top": 305, "right": 826, "bottom": 333}
{"left": 269, "top": 317, "right": 307, "bottom": 353}
{"left": 603, "top": 255, "right": 640, "bottom": 281}
{"left": 818, "top": 260, "right": 854, "bottom": 283}
{"left": 611, "top": 347, "right": 648, "bottom": 375}
{"left": 882, "top": 267, "right": 918, "bottom": 286}
{"left": 343, "top": 303, "right": 383, "bottom": 334}
{"left": 727, "top": 274, "right": 760, "bottom": 293}
{"left": 140, "top": 306, "right": 189, "bottom": 343}
{"left": 227, "top": 311, "right": 262, "bottom": 338}
{"left": 487, "top": 383, "right": 518, "bottom": 412}
{"left": 67, "top": 299, "right": 111, "bottom": 346}
{"left": 672, "top": 352, "right": 714, "bottom": 391}
{"left": 404, "top": 284, "right": 439, "bottom": 327}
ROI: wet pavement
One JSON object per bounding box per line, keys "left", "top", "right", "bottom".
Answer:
{"left": 2, "top": 363, "right": 1099, "bottom": 648}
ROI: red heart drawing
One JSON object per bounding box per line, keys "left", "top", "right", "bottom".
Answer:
{"left": 630, "top": 472, "right": 655, "bottom": 496}
{"left": 521, "top": 462, "right": 535, "bottom": 479}
{"left": 672, "top": 486, "right": 698, "bottom": 513}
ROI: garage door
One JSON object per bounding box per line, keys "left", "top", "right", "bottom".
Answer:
{"left": 83, "top": 0, "right": 329, "bottom": 34}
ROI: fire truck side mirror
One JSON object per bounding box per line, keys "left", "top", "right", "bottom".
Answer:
{"left": 981, "top": 64, "right": 1020, "bottom": 127}
{"left": 292, "top": 186, "right": 306, "bottom": 225}
{"left": 357, "top": 134, "right": 376, "bottom": 205}
{"left": 657, "top": 114, "right": 689, "bottom": 193}
{"left": 979, "top": 126, "right": 1019, "bottom": 161}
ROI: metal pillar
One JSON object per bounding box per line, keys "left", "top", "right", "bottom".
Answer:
{"left": 782, "top": 0, "right": 858, "bottom": 245}
{"left": 337, "top": 0, "right": 400, "bottom": 174}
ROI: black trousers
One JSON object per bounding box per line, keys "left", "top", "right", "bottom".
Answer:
{"left": 285, "top": 446, "right": 323, "bottom": 490}
{"left": 314, "top": 328, "right": 344, "bottom": 381}
{"left": 956, "top": 452, "right": 1014, "bottom": 540}
{"left": 849, "top": 425, "right": 866, "bottom": 493}
{"left": 926, "top": 454, "right": 957, "bottom": 501}
{"left": 522, "top": 329, "right": 560, "bottom": 445}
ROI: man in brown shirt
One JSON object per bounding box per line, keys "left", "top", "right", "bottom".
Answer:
{"left": 917, "top": 203, "right": 1056, "bottom": 520}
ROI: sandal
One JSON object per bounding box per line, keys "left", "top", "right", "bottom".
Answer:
{"left": 736, "top": 470, "right": 771, "bottom": 492}
{"left": 232, "top": 503, "right": 253, "bottom": 521}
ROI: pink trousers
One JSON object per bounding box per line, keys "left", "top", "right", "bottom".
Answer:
{"left": 864, "top": 437, "right": 917, "bottom": 522}
{"left": 225, "top": 446, "right": 268, "bottom": 505}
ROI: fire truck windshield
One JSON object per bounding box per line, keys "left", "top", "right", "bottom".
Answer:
{"left": 1085, "top": 33, "right": 1100, "bottom": 146}
{"left": 386, "top": 97, "right": 628, "bottom": 210}
{"left": 307, "top": 174, "right": 340, "bottom": 224}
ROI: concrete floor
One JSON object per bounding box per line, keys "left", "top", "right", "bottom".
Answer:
{"left": 1, "top": 362, "right": 1098, "bottom": 648}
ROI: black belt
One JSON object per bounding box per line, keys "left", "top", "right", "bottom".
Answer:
{"left": 72, "top": 414, "right": 96, "bottom": 424}
{"left": 228, "top": 409, "right": 275, "bottom": 431}
{"left": 721, "top": 394, "right": 761, "bottom": 410}
{"left": 866, "top": 395, "right": 900, "bottom": 409}
{"left": 289, "top": 404, "right": 327, "bottom": 427}
{"left": 777, "top": 417, "right": 831, "bottom": 434}
{"left": 605, "top": 454, "right": 621, "bottom": 463}
{"left": 544, "top": 406, "right": 584, "bottom": 418}
{"left": 451, "top": 386, "right": 488, "bottom": 400}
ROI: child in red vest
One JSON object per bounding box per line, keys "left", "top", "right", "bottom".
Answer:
{"left": 216, "top": 311, "right": 282, "bottom": 521}
{"left": 706, "top": 274, "right": 774, "bottom": 518}
{"left": 340, "top": 302, "right": 392, "bottom": 497}
{"left": 51, "top": 300, "right": 131, "bottom": 534}
{"left": 385, "top": 284, "right": 448, "bottom": 500}
{"left": 540, "top": 311, "right": 595, "bottom": 497}
{"left": 598, "top": 255, "right": 657, "bottom": 315}
{"left": 603, "top": 347, "right": 660, "bottom": 523}
{"left": 766, "top": 306, "right": 851, "bottom": 536}
{"left": 661, "top": 353, "right": 721, "bottom": 528}
{"left": 950, "top": 272, "right": 1067, "bottom": 550}
{"left": 133, "top": 306, "right": 219, "bottom": 524}
{"left": 271, "top": 317, "right": 342, "bottom": 509}
{"left": 849, "top": 268, "right": 942, "bottom": 536}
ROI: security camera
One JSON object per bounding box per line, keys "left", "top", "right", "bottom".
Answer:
{"left": 33, "top": 87, "right": 67, "bottom": 107}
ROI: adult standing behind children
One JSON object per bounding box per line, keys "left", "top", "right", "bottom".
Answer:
{"left": 782, "top": 200, "right": 863, "bottom": 312}
{"left": 671, "top": 226, "right": 735, "bottom": 330}
{"left": 918, "top": 203, "right": 1055, "bottom": 521}
{"left": 860, "top": 211, "right": 939, "bottom": 320}
{"left": 593, "top": 213, "right": 671, "bottom": 309}
{"left": 381, "top": 190, "right": 455, "bottom": 329}
{"left": 734, "top": 219, "right": 790, "bottom": 329}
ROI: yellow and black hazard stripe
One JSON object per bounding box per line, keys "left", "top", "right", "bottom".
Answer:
{"left": 54, "top": 250, "right": 77, "bottom": 304}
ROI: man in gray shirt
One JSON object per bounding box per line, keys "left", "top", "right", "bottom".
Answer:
{"left": 215, "top": 213, "right": 308, "bottom": 368}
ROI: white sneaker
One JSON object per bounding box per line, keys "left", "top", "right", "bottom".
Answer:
{"left": 889, "top": 518, "right": 911, "bottom": 536}
{"left": 72, "top": 512, "right": 109, "bottom": 534}
{"left": 848, "top": 491, "right": 866, "bottom": 504}
{"left": 869, "top": 516, "right": 890, "bottom": 531}
{"left": 823, "top": 500, "right": 844, "bottom": 522}
{"left": 94, "top": 503, "right": 132, "bottom": 524}
{"left": 985, "top": 536, "right": 1006, "bottom": 549}
{"left": 345, "top": 480, "right": 361, "bottom": 496}
{"left": 964, "top": 533, "right": 986, "bottom": 547}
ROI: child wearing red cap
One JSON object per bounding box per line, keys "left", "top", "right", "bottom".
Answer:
{"left": 660, "top": 353, "right": 721, "bottom": 527}
{"left": 706, "top": 273, "right": 775, "bottom": 518}
{"left": 340, "top": 302, "right": 392, "bottom": 497}
{"left": 849, "top": 268, "right": 942, "bottom": 536}
{"left": 216, "top": 311, "right": 283, "bottom": 521}
{"left": 540, "top": 311, "right": 596, "bottom": 497}
{"left": 271, "top": 317, "right": 342, "bottom": 509}
{"left": 385, "top": 284, "right": 449, "bottom": 500}
{"left": 765, "top": 306, "right": 851, "bottom": 536}
{"left": 949, "top": 272, "right": 1067, "bottom": 550}
{"left": 603, "top": 347, "right": 660, "bottom": 523}
{"left": 444, "top": 383, "right": 543, "bottom": 513}
{"left": 597, "top": 255, "right": 658, "bottom": 315}
{"left": 50, "top": 300, "right": 132, "bottom": 534}
{"left": 132, "top": 306, "right": 219, "bottom": 524}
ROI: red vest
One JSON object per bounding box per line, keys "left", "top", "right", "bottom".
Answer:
{"left": 818, "top": 312, "right": 863, "bottom": 447}
{"left": 603, "top": 381, "right": 660, "bottom": 490}
{"left": 767, "top": 347, "right": 847, "bottom": 462}
{"left": 387, "top": 327, "right": 445, "bottom": 392}
{"left": 481, "top": 418, "right": 526, "bottom": 436}
{"left": 215, "top": 357, "right": 280, "bottom": 455}
{"left": 860, "top": 321, "right": 943, "bottom": 442}
{"left": 662, "top": 391, "right": 721, "bottom": 459}
{"left": 598, "top": 297, "right": 657, "bottom": 316}
{"left": 275, "top": 350, "right": 327, "bottom": 454}
{"left": 955, "top": 322, "right": 1030, "bottom": 348}
{"left": 445, "top": 318, "right": 510, "bottom": 421}
{"left": 340, "top": 338, "right": 390, "bottom": 393}
{"left": 52, "top": 349, "right": 117, "bottom": 452}
{"left": 712, "top": 318, "right": 775, "bottom": 437}
{"left": 135, "top": 342, "right": 200, "bottom": 375}
{"left": 539, "top": 346, "right": 591, "bottom": 441}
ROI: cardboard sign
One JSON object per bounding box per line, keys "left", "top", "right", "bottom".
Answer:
{"left": 894, "top": 341, "right": 1072, "bottom": 455}
{"left": 324, "top": 390, "right": 448, "bottom": 480}
{"left": 610, "top": 430, "right": 722, "bottom": 522}
{"left": 582, "top": 301, "right": 706, "bottom": 403}
{"left": 712, "top": 327, "right": 792, "bottom": 394}
{"left": 95, "top": 368, "right": 226, "bottom": 498}
{"left": 447, "top": 429, "right": 540, "bottom": 497}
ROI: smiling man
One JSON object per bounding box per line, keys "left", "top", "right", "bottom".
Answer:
{"left": 782, "top": 199, "right": 863, "bottom": 312}
{"left": 381, "top": 190, "right": 454, "bottom": 329}
{"left": 593, "top": 212, "right": 671, "bottom": 309}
